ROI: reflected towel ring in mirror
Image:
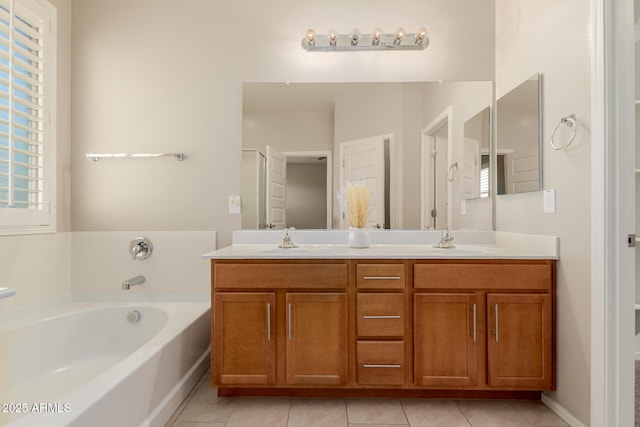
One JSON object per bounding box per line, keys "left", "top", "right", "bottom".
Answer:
{"left": 447, "top": 162, "right": 459, "bottom": 182}
{"left": 550, "top": 114, "right": 576, "bottom": 150}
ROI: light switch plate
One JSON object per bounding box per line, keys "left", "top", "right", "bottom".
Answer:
{"left": 461, "top": 199, "right": 467, "bottom": 215}
{"left": 228, "top": 196, "right": 241, "bottom": 214}
{"left": 543, "top": 189, "right": 556, "bottom": 213}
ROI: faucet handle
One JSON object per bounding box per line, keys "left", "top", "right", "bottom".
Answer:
{"left": 129, "top": 237, "right": 153, "bottom": 260}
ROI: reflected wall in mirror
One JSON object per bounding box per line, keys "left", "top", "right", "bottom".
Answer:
{"left": 463, "top": 106, "right": 491, "bottom": 200}
{"left": 242, "top": 81, "right": 494, "bottom": 231}
{"left": 496, "top": 73, "right": 542, "bottom": 195}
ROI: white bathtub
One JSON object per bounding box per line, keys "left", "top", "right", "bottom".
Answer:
{"left": 0, "top": 302, "right": 210, "bottom": 427}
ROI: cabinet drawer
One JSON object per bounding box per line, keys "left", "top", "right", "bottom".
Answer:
{"left": 357, "top": 264, "right": 405, "bottom": 289}
{"left": 414, "top": 263, "right": 552, "bottom": 291}
{"left": 357, "top": 341, "right": 405, "bottom": 385}
{"left": 214, "top": 262, "right": 348, "bottom": 289}
{"left": 357, "top": 293, "right": 405, "bottom": 337}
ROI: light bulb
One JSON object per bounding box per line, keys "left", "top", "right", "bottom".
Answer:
{"left": 415, "top": 27, "right": 427, "bottom": 45}
{"left": 350, "top": 29, "right": 361, "bottom": 46}
{"left": 372, "top": 28, "right": 383, "bottom": 46}
{"left": 394, "top": 27, "right": 406, "bottom": 46}
{"left": 328, "top": 29, "right": 338, "bottom": 47}
{"left": 305, "top": 29, "right": 316, "bottom": 46}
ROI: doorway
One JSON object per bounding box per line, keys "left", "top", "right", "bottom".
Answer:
{"left": 421, "top": 107, "right": 453, "bottom": 230}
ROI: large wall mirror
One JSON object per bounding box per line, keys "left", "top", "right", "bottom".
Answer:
{"left": 242, "top": 81, "right": 494, "bottom": 231}
{"left": 496, "top": 73, "right": 542, "bottom": 195}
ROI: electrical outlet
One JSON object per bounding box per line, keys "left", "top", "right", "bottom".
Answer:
{"left": 543, "top": 189, "right": 556, "bottom": 213}
{"left": 228, "top": 196, "right": 241, "bottom": 214}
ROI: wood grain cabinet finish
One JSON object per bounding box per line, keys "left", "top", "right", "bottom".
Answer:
{"left": 487, "top": 293, "right": 553, "bottom": 389}
{"left": 357, "top": 293, "right": 405, "bottom": 337}
{"left": 211, "top": 258, "right": 555, "bottom": 395}
{"left": 286, "top": 293, "right": 348, "bottom": 385}
{"left": 414, "top": 293, "right": 479, "bottom": 387}
{"left": 357, "top": 341, "right": 405, "bottom": 385}
{"left": 213, "top": 292, "right": 276, "bottom": 385}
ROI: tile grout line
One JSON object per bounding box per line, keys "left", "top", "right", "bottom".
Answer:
{"left": 508, "top": 400, "right": 537, "bottom": 427}
{"left": 453, "top": 400, "right": 474, "bottom": 427}
{"left": 166, "top": 368, "right": 211, "bottom": 426}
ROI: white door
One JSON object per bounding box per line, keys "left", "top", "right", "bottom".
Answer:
{"left": 462, "top": 137, "right": 480, "bottom": 199}
{"left": 266, "top": 145, "right": 286, "bottom": 229}
{"left": 339, "top": 136, "right": 386, "bottom": 229}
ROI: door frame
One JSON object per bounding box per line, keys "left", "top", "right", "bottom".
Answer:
{"left": 421, "top": 106, "right": 453, "bottom": 230}
{"left": 282, "top": 150, "right": 333, "bottom": 229}
{"left": 591, "top": 0, "right": 636, "bottom": 425}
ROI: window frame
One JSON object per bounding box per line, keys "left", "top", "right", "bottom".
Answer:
{"left": 0, "top": 0, "right": 56, "bottom": 235}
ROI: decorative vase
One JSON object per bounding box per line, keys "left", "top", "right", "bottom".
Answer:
{"left": 348, "top": 228, "right": 370, "bottom": 248}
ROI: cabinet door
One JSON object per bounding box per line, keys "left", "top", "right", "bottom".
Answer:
{"left": 286, "top": 293, "right": 348, "bottom": 385}
{"left": 487, "top": 293, "right": 552, "bottom": 389}
{"left": 213, "top": 292, "right": 276, "bottom": 385}
{"left": 414, "top": 293, "right": 479, "bottom": 387}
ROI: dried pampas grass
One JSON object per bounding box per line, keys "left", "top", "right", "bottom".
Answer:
{"left": 346, "top": 184, "right": 371, "bottom": 228}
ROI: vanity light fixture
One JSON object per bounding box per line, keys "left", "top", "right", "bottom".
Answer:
{"left": 301, "top": 27, "right": 429, "bottom": 51}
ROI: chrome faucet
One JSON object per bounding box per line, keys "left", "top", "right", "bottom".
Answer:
{"left": 433, "top": 228, "right": 455, "bottom": 249}
{"left": 278, "top": 227, "right": 298, "bottom": 248}
{"left": 122, "top": 275, "right": 145, "bottom": 290}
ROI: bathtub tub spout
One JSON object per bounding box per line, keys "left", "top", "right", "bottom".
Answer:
{"left": 122, "top": 275, "right": 145, "bottom": 290}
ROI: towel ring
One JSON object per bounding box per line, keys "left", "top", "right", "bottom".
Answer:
{"left": 550, "top": 114, "right": 576, "bottom": 150}
{"left": 447, "top": 162, "right": 458, "bottom": 182}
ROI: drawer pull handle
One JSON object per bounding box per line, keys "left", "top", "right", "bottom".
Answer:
{"left": 363, "top": 276, "right": 401, "bottom": 280}
{"left": 363, "top": 315, "right": 401, "bottom": 319}
{"left": 267, "top": 303, "right": 271, "bottom": 341}
{"left": 363, "top": 364, "right": 402, "bottom": 368}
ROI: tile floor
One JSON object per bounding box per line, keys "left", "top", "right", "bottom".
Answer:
{"left": 165, "top": 371, "right": 569, "bottom": 427}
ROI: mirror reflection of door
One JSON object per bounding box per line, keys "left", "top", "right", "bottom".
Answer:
{"left": 432, "top": 126, "right": 449, "bottom": 229}
{"left": 339, "top": 135, "right": 388, "bottom": 230}
{"left": 421, "top": 107, "right": 452, "bottom": 230}
{"left": 241, "top": 149, "right": 266, "bottom": 229}
{"left": 266, "top": 145, "right": 286, "bottom": 229}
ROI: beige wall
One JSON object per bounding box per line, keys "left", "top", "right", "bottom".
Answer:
{"left": 495, "top": 0, "right": 591, "bottom": 424}
{"left": 70, "top": 0, "right": 495, "bottom": 246}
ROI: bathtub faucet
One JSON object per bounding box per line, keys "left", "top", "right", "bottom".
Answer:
{"left": 122, "top": 275, "right": 145, "bottom": 290}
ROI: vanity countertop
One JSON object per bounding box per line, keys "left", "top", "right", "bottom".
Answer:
{"left": 203, "top": 244, "right": 557, "bottom": 260}
{"left": 203, "top": 230, "right": 559, "bottom": 260}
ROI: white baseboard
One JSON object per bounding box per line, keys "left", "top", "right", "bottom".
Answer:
{"left": 541, "top": 393, "right": 587, "bottom": 427}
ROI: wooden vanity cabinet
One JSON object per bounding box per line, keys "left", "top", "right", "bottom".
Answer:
{"left": 486, "top": 293, "right": 552, "bottom": 389}
{"left": 212, "top": 260, "right": 349, "bottom": 388}
{"left": 211, "top": 258, "right": 555, "bottom": 395}
{"left": 414, "top": 292, "right": 480, "bottom": 387}
{"left": 413, "top": 260, "right": 555, "bottom": 391}
{"left": 286, "top": 293, "right": 348, "bottom": 385}
{"left": 212, "top": 292, "right": 276, "bottom": 385}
